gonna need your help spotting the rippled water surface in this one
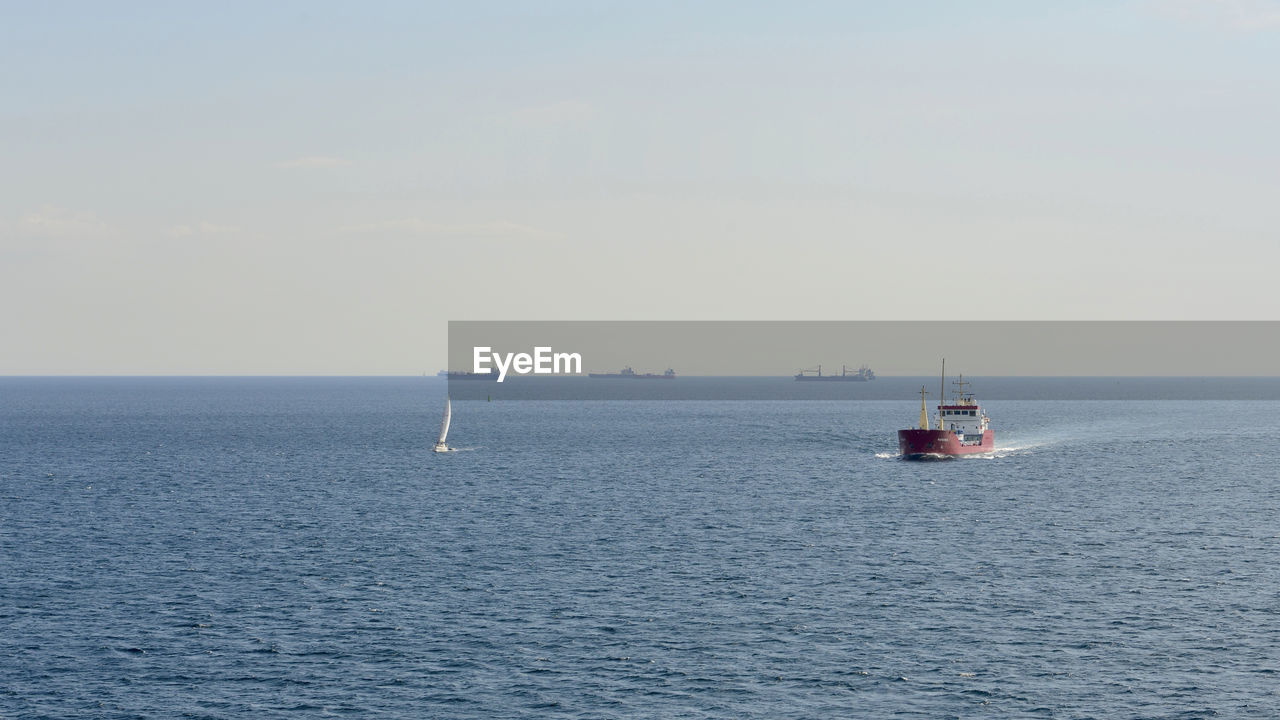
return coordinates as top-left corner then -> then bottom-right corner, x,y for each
3,378 -> 1280,718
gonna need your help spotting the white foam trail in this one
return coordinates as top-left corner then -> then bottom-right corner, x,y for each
962,441 -> 1047,459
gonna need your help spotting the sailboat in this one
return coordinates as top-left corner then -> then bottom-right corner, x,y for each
433,397 -> 452,453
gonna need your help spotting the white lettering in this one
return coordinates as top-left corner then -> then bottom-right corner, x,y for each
534,346 -> 551,373
492,351 -> 513,382
473,346 -> 583,381
554,352 -> 581,374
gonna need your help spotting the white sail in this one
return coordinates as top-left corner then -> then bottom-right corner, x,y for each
436,397 -> 451,446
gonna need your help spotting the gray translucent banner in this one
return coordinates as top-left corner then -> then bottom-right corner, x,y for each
446,321 -> 1280,400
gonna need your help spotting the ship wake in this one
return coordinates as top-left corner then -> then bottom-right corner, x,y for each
970,439 -> 1054,458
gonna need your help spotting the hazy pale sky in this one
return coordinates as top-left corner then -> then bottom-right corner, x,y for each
3,1 -> 1278,374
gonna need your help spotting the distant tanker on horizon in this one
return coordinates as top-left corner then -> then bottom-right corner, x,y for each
794,364 -> 875,382
588,366 -> 676,379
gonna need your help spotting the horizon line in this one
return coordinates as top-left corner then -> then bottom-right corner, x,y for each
5,374 -> 1280,379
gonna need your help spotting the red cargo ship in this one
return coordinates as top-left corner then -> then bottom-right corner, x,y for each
898,362 -> 993,459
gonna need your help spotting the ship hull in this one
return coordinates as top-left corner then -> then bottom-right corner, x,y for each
897,429 -> 994,459
587,374 -> 675,379
794,376 -> 869,382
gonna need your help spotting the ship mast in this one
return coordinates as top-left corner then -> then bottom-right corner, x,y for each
939,357 -> 945,411
918,386 -> 930,430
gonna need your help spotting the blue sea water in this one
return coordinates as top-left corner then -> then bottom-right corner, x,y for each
3,378 -> 1280,718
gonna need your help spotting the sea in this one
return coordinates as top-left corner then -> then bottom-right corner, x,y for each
3,377 -> 1280,718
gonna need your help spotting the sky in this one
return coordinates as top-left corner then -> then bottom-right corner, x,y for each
3,1 -> 1279,374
